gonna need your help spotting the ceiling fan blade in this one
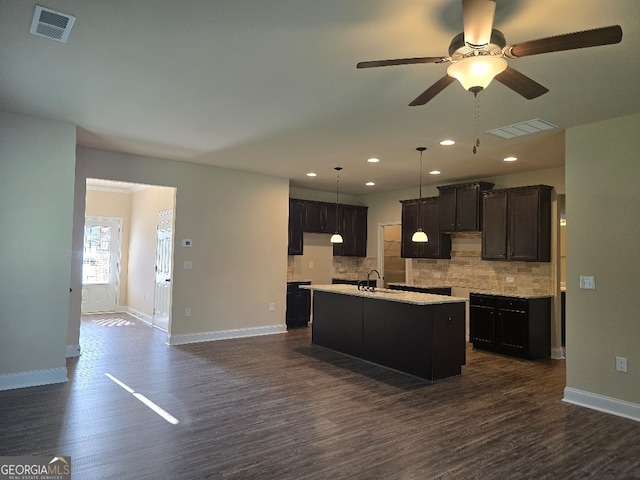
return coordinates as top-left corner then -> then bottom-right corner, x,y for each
494,66 -> 549,100
357,57 -> 448,69
505,25 -> 622,58
462,0 -> 496,47
409,75 -> 456,106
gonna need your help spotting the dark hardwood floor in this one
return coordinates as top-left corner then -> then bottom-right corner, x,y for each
1,314 -> 640,479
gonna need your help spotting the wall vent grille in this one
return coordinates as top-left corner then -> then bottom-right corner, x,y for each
30,5 -> 76,43
488,118 -> 558,139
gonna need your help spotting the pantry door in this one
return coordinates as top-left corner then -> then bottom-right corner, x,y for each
81,217 -> 121,313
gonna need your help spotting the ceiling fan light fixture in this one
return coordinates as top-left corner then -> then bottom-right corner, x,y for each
447,55 -> 507,91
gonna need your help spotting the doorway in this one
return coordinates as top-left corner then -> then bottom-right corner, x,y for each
378,223 -> 406,288
81,216 -> 122,313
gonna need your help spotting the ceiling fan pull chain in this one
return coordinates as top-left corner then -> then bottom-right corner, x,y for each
473,92 -> 480,154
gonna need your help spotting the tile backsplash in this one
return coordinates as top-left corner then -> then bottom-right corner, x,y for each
288,233 -> 554,296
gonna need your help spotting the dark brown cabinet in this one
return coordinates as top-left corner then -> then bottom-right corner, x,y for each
286,281 -> 311,329
482,185 -> 552,262
303,201 -> 336,233
469,293 -> 551,359
400,197 -> 451,259
437,182 -> 494,232
333,205 -> 367,257
288,199 -> 367,257
288,199 -> 304,255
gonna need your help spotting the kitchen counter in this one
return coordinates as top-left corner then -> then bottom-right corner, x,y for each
308,285 -> 466,380
469,291 -> 552,299
302,284 -> 466,305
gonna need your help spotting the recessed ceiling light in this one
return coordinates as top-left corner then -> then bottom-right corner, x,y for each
306,172 -> 317,176
503,156 -> 518,162
365,182 -> 375,186
367,158 -> 380,163
429,170 -> 441,175
440,140 -> 455,146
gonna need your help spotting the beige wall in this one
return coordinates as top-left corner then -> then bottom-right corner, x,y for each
128,186 -> 175,316
0,111 -> 76,381
565,112 -> 640,405
70,147 -> 289,345
85,188 -> 133,306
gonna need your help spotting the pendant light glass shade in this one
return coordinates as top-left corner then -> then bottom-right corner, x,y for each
447,55 -> 507,91
330,167 -> 343,244
412,228 -> 428,243
413,147 -> 429,243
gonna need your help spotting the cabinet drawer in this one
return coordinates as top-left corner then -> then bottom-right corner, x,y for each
497,297 -> 528,311
469,294 -> 496,307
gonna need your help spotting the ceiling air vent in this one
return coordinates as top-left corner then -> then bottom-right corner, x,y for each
488,118 -> 558,139
30,5 -> 76,43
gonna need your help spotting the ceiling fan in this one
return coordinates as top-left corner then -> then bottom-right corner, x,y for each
357,0 -> 622,106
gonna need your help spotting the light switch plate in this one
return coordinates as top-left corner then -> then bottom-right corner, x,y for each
579,275 -> 596,289
183,260 -> 193,270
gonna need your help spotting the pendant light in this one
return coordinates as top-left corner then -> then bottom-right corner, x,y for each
330,167 -> 344,244
412,147 -> 429,243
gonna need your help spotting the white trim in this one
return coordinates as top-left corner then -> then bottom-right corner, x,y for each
125,306 -> 153,325
66,344 -> 81,357
167,325 -> 286,346
563,387 -> 640,423
551,347 -> 565,359
377,221 -> 404,288
0,368 -> 67,391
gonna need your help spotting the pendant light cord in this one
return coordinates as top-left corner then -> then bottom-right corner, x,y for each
416,147 -> 426,229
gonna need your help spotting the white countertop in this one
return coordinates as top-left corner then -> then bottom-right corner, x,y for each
301,284 -> 467,306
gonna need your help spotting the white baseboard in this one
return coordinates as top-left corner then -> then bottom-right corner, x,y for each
125,307 -> 153,325
168,324 -> 286,346
551,347 -> 565,359
66,344 -> 81,357
0,367 -> 68,391
563,387 -> 640,423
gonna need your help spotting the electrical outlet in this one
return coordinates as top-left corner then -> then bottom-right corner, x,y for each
185,307 -> 191,317
506,277 -> 515,283
309,261 -> 314,269
579,275 -> 596,289
268,303 -> 275,312
616,356 -> 627,373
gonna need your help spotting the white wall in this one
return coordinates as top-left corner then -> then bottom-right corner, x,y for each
565,112 -> 640,412
0,111 -> 76,388
71,148 -> 290,345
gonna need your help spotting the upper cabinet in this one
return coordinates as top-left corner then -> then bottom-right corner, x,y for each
437,182 -> 494,232
400,197 -> 451,259
333,204 -> 368,257
482,185 -> 552,262
288,199 -> 304,255
303,201 -> 336,233
288,199 -> 367,257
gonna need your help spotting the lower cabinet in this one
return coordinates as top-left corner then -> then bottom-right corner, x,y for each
469,293 -> 551,359
286,281 -> 311,329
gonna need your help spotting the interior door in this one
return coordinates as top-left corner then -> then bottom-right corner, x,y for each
81,217 -> 121,313
153,210 -> 173,331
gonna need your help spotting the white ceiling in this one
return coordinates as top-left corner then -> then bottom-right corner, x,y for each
1,1 -> 638,195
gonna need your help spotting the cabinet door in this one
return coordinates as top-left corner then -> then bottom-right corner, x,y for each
456,184 -> 481,231
497,308 -> 528,354
353,206 -> 367,257
508,189 -> 539,261
288,200 -> 304,255
422,198 -> 451,259
333,205 -> 367,257
482,191 -> 508,260
303,202 -> 327,233
401,201 -> 419,258
438,188 -> 457,232
469,305 -> 496,345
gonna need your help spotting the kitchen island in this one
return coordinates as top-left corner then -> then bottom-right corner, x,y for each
303,284 -> 467,381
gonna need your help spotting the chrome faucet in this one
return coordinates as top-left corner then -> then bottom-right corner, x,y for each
366,269 -> 381,292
